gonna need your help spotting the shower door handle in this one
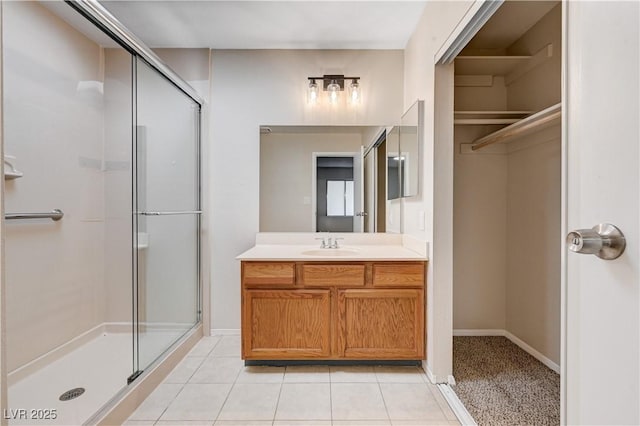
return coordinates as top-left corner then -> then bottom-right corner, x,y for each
137,211 -> 202,216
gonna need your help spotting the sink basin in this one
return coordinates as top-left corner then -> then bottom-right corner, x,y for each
301,248 -> 359,257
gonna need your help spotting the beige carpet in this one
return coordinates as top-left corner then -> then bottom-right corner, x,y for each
453,336 -> 560,426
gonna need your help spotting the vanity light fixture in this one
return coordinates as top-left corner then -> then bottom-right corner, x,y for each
307,79 -> 319,105
307,75 -> 361,105
349,79 -> 360,104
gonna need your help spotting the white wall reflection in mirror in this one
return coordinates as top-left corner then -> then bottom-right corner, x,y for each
400,100 -> 423,197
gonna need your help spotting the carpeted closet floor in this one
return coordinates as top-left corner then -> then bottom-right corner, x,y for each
453,336 -> 560,426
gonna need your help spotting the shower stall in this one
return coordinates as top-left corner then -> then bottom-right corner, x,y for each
1,0 -> 202,423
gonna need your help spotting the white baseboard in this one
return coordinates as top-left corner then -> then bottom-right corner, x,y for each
503,330 -> 560,374
211,328 -> 240,336
453,328 -> 560,373
453,329 -> 505,336
437,383 -> 477,426
423,361 -> 437,384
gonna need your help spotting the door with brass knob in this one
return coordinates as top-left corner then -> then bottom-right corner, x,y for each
566,223 -> 626,260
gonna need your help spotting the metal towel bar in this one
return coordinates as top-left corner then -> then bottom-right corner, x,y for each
5,209 -> 64,221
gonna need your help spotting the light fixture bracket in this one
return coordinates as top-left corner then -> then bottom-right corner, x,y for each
308,75 -> 360,91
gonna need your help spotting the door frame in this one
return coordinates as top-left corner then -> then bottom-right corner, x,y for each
432,0 -> 568,421
311,152 -> 359,232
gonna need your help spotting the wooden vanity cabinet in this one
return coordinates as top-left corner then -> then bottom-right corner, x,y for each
241,261 -> 426,360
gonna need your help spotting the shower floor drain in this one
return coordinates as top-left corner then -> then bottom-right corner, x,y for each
59,387 -> 85,401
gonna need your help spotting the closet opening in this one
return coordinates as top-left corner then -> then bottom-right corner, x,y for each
450,1 -> 562,424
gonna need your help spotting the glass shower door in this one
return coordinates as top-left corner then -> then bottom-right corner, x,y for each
134,58 -> 201,371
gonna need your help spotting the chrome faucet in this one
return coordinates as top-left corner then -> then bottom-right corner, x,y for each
315,236 -> 328,248
315,236 -> 345,249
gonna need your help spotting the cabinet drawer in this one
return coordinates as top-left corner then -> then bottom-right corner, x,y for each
301,264 -> 365,287
243,262 -> 295,286
372,262 -> 424,288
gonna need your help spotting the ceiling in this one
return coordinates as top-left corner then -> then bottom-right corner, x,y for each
98,1 -> 427,49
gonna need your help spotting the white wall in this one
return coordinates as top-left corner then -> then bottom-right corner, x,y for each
209,49 -> 403,331
506,129 -> 561,364
402,0 -> 475,381
453,126 -> 508,331
154,49 -> 211,102
260,131 -> 363,232
506,4 -> 561,112
3,1 -> 106,371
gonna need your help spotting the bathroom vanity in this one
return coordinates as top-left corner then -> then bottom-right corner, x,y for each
237,234 -> 427,361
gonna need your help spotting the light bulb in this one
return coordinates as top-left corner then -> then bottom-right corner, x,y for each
327,80 -> 340,105
349,79 -> 360,104
308,79 -> 319,105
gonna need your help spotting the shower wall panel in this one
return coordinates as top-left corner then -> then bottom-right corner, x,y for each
3,1 -> 107,371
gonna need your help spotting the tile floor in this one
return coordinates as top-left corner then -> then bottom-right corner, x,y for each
125,336 -> 460,426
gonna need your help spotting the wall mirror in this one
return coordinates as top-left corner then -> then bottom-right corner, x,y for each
386,126 -> 401,201
399,99 -> 423,197
260,125 -> 398,233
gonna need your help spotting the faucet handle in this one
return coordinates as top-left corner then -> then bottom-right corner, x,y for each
333,237 -> 344,248
315,237 -> 327,248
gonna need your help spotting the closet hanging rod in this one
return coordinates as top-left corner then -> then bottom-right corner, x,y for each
5,209 -> 64,221
471,103 -> 561,151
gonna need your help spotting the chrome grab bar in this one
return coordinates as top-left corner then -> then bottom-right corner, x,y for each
5,209 -> 64,221
136,211 -> 202,216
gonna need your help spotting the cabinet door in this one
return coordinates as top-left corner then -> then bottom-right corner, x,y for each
337,289 -> 424,359
242,290 -> 331,359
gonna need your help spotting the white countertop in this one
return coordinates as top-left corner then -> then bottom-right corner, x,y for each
236,233 -> 429,261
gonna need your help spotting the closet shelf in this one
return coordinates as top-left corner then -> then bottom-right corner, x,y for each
454,55 -> 531,76
454,110 -> 534,125
471,103 -> 561,151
